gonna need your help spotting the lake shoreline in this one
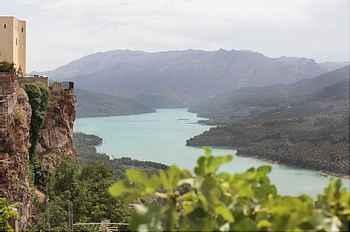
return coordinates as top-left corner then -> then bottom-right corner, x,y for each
76,110 -> 157,119
75,109 -> 349,195
74,132 -> 168,176
76,107 -> 191,119
187,143 -> 350,180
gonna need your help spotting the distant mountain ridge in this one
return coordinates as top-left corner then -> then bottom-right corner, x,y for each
319,61 -> 350,71
45,49 -> 340,107
190,65 -> 350,120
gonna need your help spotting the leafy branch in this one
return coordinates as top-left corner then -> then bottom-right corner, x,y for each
109,148 -> 350,232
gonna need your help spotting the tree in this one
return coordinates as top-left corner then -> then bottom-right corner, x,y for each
32,160 -> 128,231
24,83 -> 49,186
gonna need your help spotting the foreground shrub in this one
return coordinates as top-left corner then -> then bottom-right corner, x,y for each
109,148 -> 350,232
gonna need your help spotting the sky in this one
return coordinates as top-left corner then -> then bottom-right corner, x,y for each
1,0 -> 349,71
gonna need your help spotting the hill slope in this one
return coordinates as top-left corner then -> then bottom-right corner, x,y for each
190,65 -> 350,120
187,66 -> 350,175
76,89 -> 155,118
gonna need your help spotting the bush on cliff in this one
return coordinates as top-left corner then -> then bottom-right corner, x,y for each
0,198 -> 18,232
24,83 -> 49,185
110,148 -> 350,232
0,62 -> 15,73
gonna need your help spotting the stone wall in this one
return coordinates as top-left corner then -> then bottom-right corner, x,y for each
0,73 -> 17,95
19,75 -> 49,88
50,81 -> 74,95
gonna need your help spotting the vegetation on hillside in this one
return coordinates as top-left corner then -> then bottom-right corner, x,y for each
29,132 -> 167,231
187,113 -> 349,175
75,89 -> 155,118
32,160 -> 128,231
24,83 -> 49,185
188,66 -> 350,176
110,149 -> 350,232
0,198 -> 18,232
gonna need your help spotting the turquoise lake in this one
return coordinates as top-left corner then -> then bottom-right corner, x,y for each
75,108 -> 349,196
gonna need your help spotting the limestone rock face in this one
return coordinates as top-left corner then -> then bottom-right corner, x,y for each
0,85 -> 32,231
37,87 -> 77,171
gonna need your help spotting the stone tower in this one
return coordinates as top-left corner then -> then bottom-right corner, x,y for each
0,16 -> 26,75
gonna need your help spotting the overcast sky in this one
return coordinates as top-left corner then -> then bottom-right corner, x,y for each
2,0 -> 349,71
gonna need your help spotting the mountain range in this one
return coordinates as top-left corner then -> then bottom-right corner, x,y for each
45,49 -> 345,108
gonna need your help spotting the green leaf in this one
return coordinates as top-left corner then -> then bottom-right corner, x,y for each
257,220 -> 272,229
215,206 -> 234,222
231,218 -> 257,231
257,165 -> 272,175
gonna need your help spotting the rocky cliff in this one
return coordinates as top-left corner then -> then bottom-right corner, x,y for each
0,75 -> 76,230
37,85 -> 76,172
0,84 -> 32,231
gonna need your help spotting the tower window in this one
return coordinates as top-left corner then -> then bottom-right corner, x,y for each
16,38 -> 18,46
3,24 -> 6,29
21,27 -> 24,32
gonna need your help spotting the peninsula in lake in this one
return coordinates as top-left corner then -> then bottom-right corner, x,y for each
188,66 -> 350,176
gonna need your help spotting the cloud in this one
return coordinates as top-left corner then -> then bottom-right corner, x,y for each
2,0 -> 349,71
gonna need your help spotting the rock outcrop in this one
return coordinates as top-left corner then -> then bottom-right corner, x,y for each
37,84 -> 76,171
0,74 -> 76,230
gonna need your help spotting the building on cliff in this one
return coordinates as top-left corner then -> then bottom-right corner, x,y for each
0,17 -> 76,230
0,16 -> 26,75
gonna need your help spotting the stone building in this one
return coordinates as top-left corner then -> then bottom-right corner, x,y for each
0,16 -> 26,75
